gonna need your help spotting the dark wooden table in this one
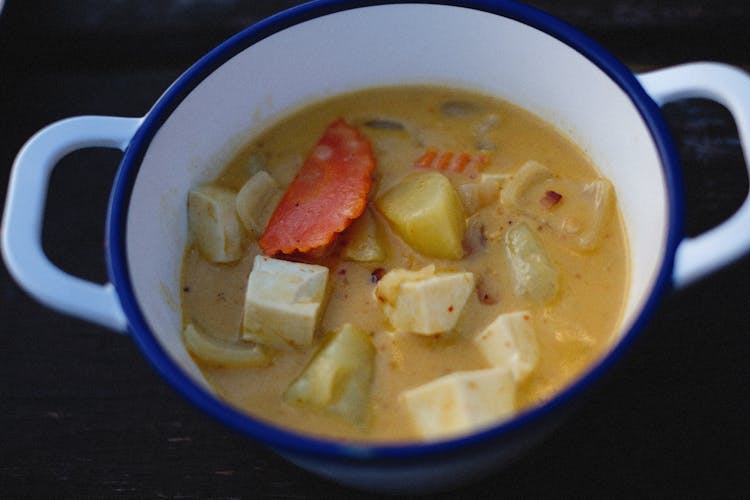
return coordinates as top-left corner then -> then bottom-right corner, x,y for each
1,1 -> 749,498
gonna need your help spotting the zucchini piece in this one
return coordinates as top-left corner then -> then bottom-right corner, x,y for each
504,222 -> 559,303
284,323 -> 376,426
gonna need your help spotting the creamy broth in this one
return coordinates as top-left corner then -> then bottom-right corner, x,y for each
181,86 -> 629,442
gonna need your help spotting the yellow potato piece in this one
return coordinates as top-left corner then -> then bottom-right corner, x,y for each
376,171 -> 466,259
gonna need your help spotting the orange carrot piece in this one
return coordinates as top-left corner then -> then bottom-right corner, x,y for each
414,149 -> 488,174
415,149 -> 438,169
259,119 -> 376,256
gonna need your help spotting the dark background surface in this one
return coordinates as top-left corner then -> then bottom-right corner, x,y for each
1,1 -> 749,498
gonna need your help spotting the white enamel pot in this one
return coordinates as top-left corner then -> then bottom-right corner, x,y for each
3,0 -> 750,494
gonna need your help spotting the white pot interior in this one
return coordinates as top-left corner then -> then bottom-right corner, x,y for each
125,4 -> 669,395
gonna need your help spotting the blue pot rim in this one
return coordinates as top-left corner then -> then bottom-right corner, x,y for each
106,0 -> 685,461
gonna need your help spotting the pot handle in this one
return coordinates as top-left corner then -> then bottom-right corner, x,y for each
1,115 -> 142,332
638,62 -> 750,288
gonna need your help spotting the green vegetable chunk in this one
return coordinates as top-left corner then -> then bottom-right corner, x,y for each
505,222 -> 559,303
284,323 -> 376,426
376,171 -> 466,259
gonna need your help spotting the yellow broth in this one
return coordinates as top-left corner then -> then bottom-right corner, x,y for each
181,85 -> 629,442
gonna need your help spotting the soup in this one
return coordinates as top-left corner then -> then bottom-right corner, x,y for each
180,85 -> 629,442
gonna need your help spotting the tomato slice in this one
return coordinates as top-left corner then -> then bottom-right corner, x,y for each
259,119 -> 376,256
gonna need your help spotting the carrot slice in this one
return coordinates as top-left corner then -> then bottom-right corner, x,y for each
259,119 -> 376,256
414,149 -> 488,174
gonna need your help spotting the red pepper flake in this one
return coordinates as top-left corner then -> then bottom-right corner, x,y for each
448,305 -> 454,312
476,280 -> 498,305
478,290 -> 497,305
523,314 -> 530,320
541,190 -> 563,209
337,268 -> 347,275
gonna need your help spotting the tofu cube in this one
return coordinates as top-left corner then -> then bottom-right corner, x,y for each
242,256 -> 329,350
474,311 -> 540,382
374,265 -> 475,335
188,185 -> 244,263
401,368 -> 516,440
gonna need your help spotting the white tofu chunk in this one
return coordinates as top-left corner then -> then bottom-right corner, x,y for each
374,265 -> 475,335
474,311 -> 539,382
242,256 -> 329,350
235,170 -> 283,237
401,368 -> 516,440
188,185 -> 244,263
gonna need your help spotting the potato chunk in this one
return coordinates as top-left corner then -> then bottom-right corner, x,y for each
376,171 -> 466,259
235,170 -> 283,237
401,368 -> 516,440
474,311 -> 539,382
504,222 -> 559,303
374,265 -> 475,335
242,256 -> 329,350
342,208 -> 387,262
501,161 -> 614,250
184,323 -> 270,368
187,185 -> 243,263
284,323 -> 376,426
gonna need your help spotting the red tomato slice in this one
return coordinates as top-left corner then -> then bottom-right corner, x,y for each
259,119 -> 376,256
